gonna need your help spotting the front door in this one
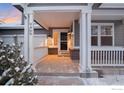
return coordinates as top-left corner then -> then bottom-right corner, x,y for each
60,32 -> 68,51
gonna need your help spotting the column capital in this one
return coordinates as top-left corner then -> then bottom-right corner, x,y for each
80,9 -> 92,14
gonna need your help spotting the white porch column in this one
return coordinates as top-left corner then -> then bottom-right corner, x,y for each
80,11 -> 92,73
24,8 -> 34,63
28,13 -> 34,64
24,7 -> 29,62
86,13 -> 92,71
80,12 -> 87,72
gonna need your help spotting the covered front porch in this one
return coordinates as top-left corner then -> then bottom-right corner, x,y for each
36,55 -> 79,74
23,3 -> 124,78
24,3 -> 93,76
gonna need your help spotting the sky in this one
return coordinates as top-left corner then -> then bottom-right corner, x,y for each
0,3 -> 22,24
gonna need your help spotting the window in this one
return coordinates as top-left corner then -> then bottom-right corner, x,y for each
91,23 -> 114,46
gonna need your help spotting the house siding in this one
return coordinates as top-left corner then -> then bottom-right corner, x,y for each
0,28 -> 49,62
72,20 -> 124,47
0,29 -> 49,35
74,20 -> 80,47
114,23 -> 124,46
70,20 -> 124,60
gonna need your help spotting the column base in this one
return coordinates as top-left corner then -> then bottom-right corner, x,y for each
80,71 -> 98,78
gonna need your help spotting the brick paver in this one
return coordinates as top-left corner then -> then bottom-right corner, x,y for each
35,55 -> 79,73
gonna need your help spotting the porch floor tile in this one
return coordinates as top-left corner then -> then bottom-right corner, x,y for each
35,55 -> 79,73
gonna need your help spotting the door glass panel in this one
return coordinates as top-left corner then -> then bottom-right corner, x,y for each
61,42 -> 67,50
61,33 -> 67,41
60,32 -> 67,50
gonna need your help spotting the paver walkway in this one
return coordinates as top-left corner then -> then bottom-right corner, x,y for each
35,55 -> 79,73
35,55 -> 83,85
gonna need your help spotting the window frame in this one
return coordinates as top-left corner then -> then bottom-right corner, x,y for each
91,23 -> 114,46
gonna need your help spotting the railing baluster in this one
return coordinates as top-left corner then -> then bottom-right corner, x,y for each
115,51 -> 117,65
100,51 -> 102,65
103,51 -> 105,65
92,51 -> 94,65
95,51 -> 97,64
122,51 -> 124,64
121,51 -> 123,64
108,51 -> 110,65
114,51 -> 116,65
110,51 -> 112,64
118,51 -> 120,65
105,51 -> 107,64
98,50 -> 99,65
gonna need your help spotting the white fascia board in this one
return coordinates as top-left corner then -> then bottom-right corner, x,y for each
0,25 -> 24,29
28,6 -> 91,13
0,24 -> 42,29
92,10 -> 124,15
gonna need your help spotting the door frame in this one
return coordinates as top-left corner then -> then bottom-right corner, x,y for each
57,29 -> 69,54
59,32 -> 68,51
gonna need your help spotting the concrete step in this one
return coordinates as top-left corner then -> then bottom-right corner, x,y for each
37,76 -> 84,85
35,72 -> 81,77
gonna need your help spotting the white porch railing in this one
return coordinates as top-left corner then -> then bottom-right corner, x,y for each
91,46 -> 124,66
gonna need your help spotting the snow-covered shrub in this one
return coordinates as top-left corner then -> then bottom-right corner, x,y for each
0,39 -> 38,85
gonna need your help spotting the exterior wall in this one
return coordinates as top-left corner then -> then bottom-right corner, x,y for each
70,48 -> 79,60
74,20 -> 80,47
70,20 -> 124,60
114,22 -> 124,46
0,29 -> 49,35
0,28 -> 49,62
71,20 -> 124,48
48,48 -> 58,54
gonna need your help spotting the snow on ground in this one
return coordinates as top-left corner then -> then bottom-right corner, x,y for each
83,75 -> 124,85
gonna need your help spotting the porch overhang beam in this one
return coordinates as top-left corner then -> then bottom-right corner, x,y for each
28,6 -> 91,13
49,27 -> 70,29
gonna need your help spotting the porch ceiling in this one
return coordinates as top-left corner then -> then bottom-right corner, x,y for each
34,11 -> 80,30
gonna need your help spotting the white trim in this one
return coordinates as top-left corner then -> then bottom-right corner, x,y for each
0,24 -> 42,29
0,35 -> 24,37
73,46 -> 80,49
0,34 -> 46,37
91,23 -> 114,47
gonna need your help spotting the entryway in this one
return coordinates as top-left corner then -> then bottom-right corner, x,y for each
59,31 -> 70,56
